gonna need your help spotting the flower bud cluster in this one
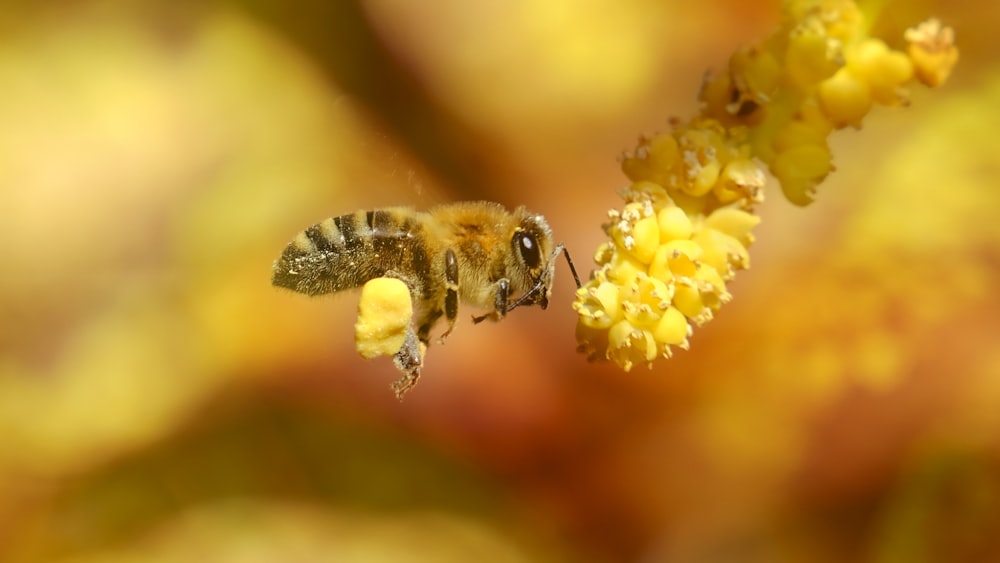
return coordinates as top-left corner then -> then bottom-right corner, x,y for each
574,0 -> 957,371
574,179 -> 760,370
701,1 -> 958,205
621,118 -> 765,214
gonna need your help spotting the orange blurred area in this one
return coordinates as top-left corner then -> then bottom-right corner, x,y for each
1,0 -> 998,561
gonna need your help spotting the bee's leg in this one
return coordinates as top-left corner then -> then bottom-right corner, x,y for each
374,269 -> 425,398
416,308 -> 442,346
493,278 -> 510,319
391,325 -> 423,400
472,278 -> 509,324
438,249 -> 460,343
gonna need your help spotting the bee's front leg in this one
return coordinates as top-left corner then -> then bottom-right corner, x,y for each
472,278 -> 509,324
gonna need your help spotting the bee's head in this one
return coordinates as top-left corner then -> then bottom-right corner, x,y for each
508,208 -> 555,309
505,207 -> 580,313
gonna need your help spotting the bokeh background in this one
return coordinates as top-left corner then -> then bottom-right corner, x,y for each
1,0 -> 998,561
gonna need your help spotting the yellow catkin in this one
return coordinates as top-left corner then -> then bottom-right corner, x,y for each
573,0 -> 957,371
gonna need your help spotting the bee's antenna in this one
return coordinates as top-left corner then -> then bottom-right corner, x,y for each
556,244 -> 582,289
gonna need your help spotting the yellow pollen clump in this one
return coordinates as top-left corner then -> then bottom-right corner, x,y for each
355,277 -> 414,360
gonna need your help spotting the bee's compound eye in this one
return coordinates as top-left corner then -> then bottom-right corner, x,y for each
517,232 -> 541,269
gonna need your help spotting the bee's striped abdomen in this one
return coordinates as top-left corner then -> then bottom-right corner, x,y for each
272,209 -> 431,297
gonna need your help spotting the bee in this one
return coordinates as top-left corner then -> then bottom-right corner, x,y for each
272,201 -> 580,397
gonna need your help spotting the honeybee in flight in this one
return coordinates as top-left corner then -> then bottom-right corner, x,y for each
272,201 -> 580,398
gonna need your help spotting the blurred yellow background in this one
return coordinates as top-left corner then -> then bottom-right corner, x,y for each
1,0 -> 998,561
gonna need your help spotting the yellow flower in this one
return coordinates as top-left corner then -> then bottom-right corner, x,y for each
574,0 -> 958,371
573,176 -> 758,370
905,18 -> 959,88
